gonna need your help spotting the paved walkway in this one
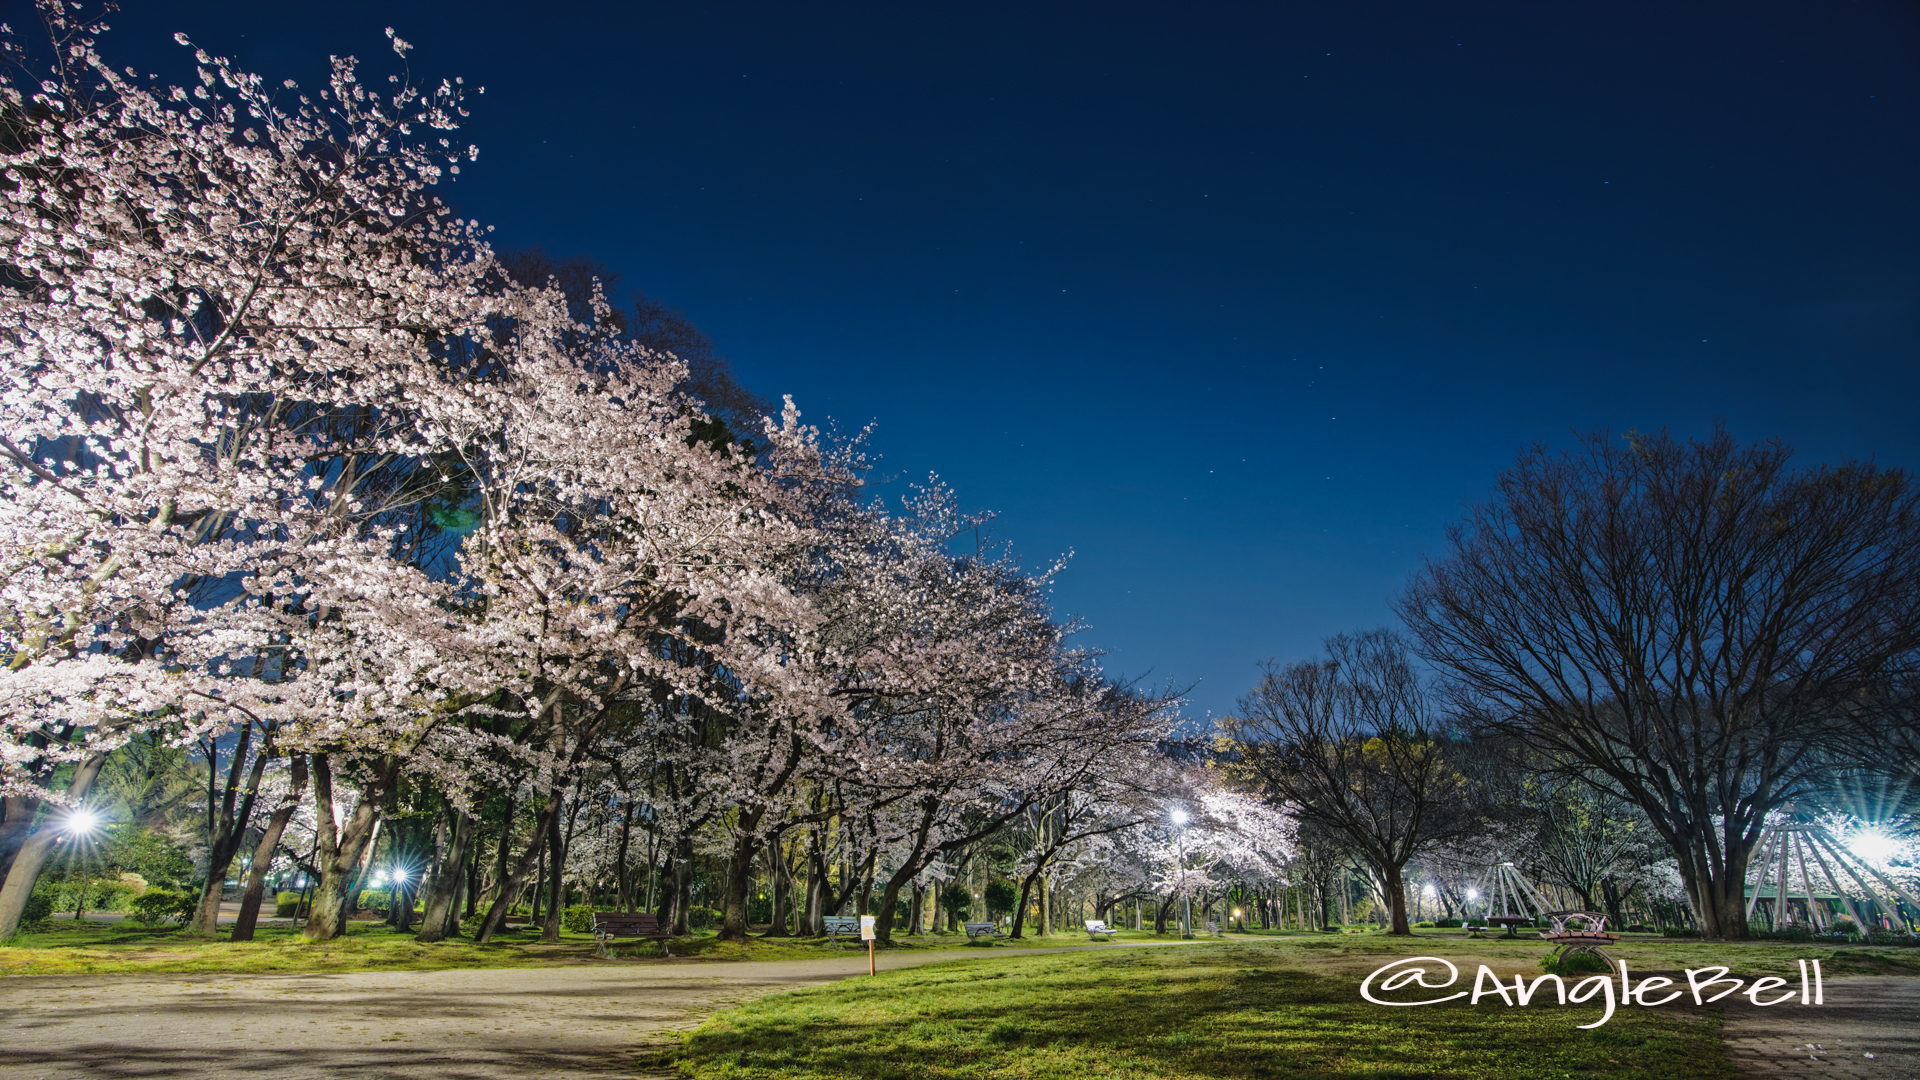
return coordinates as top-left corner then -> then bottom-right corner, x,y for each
0,943 -> 1184,1080
1718,977 -> 1920,1079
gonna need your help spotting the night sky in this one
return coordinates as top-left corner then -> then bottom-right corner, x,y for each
82,1 -> 1920,721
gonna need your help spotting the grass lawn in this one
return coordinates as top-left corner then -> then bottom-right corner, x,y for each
0,918 -> 1142,976
667,933 -> 1920,1080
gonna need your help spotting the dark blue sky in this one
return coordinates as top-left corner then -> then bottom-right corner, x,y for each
94,1 -> 1919,720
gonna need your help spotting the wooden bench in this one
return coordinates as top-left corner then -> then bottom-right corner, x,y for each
593,911 -> 674,939
1084,920 -> 1117,941
822,915 -> 861,942
1205,920 -> 1223,936
964,921 -> 1006,939
1539,911 -> 1620,970
592,911 -> 674,958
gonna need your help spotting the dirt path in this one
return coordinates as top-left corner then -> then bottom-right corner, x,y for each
0,942 -> 1188,1080
1717,977 -> 1920,1079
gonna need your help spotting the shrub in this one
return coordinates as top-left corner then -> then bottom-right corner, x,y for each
562,905 -> 596,933
1415,920 -> 1436,928
1540,947 -> 1613,975
1432,917 -> 1463,928
129,888 -> 195,926
983,880 -> 1018,920
275,891 -> 303,918
1829,918 -> 1860,935
1624,924 -> 1653,933
21,890 -> 54,926
356,889 -> 392,910
1662,925 -> 1701,938
686,905 -> 718,930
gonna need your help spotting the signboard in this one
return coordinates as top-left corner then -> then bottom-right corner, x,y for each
859,914 -> 877,941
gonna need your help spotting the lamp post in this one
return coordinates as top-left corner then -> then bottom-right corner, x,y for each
1170,808 -> 1192,939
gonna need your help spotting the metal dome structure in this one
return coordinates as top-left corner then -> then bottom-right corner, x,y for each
1744,812 -> 1918,936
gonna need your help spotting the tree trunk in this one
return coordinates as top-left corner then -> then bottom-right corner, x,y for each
1010,867 -> 1042,939
416,811 -> 474,943
1153,894 -> 1172,935
189,723 -> 268,936
672,836 -> 694,935
908,883 -> 924,936
231,754 -> 309,942
540,806 -> 566,942
718,825 -> 762,942
1384,862 -> 1412,935
614,804 -> 634,911
0,794 -> 40,886
476,795 -> 560,943
766,841 -> 793,936
0,754 -> 109,938
303,754 -> 397,941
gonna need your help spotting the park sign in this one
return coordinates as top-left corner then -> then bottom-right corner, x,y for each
1360,956 -> 1826,1029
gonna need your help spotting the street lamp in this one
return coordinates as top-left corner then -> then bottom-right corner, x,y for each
61,809 -> 101,838
1170,808 -> 1192,939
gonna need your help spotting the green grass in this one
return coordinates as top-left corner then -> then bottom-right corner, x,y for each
0,918 -> 1133,975
667,934 -> 1920,1080
0,919 -> 597,975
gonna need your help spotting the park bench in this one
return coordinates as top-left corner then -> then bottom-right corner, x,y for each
964,921 -> 1006,940
1205,920 -> 1223,936
1539,910 -> 1619,970
1084,920 -> 1117,941
822,915 -> 861,942
592,911 -> 674,958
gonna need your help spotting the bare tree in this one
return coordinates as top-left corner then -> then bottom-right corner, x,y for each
1223,629 -> 1475,935
1399,427 -> 1920,938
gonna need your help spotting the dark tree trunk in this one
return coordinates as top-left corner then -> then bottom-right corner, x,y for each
541,805 -> 567,942
476,795 -> 561,943
190,723 -> 269,936
231,754 -> 309,942
302,754 -> 398,941
416,811 -> 474,943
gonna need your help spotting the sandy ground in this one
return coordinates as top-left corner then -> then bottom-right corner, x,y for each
2,945 -> 1912,1079
0,942 -> 1184,1080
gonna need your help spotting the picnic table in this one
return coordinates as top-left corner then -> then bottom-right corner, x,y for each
1485,915 -> 1533,938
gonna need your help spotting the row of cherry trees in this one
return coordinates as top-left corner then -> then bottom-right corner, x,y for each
0,4 -> 1294,941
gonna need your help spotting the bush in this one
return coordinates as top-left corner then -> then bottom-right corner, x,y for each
274,891 -> 302,918
983,880 -> 1019,920
1415,920 -> 1436,928
940,882 -> 975,919
1541,947 -> 1613,975
1432,917 -> 1463,928
21,890 -> 54,926
686,905 -> 718,930
562,904 -> 596,933
129,888 -> 195,926
1829,918 -> 1860,935
356,889 -> 392,910
1662,925 -> 1701,938
1624,924 -> 1653,933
